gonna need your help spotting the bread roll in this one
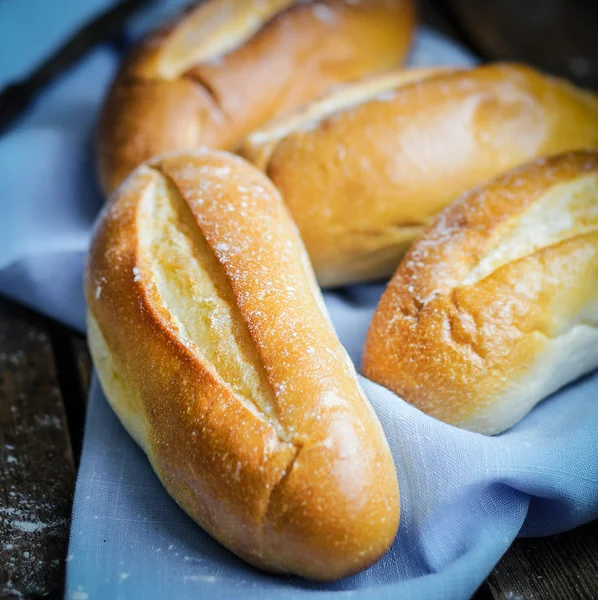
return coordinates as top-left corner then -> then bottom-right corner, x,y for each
240,64 -> 598,287
363,150 -> 598,436
85,149 -> 399,580
97,0 -> 415,195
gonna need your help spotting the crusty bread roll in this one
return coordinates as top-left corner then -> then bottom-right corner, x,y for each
240,63 -> 598,287
85,149 -> 399,580
363,150 -> 598,436
97,0 -> 415,195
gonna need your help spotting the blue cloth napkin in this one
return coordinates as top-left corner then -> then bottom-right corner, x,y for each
0,2 -> 596,600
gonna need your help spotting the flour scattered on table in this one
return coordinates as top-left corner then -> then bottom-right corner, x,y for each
34,414 -> 62,429
0,489 -> 69,593
10,519 -> 65,533
0,350 -> 24,364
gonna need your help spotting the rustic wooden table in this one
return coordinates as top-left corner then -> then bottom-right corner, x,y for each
1,1 -> 597,598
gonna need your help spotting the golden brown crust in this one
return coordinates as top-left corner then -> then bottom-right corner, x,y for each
85,149 -> 399,580
362,150 -> 598,435
97,0 -> 415,194
241,66 -> 457,169
240,63 -> 598,287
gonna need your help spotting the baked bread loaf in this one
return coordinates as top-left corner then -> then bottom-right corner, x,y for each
241,63 -> 598,287
97,0 -> 415,195
363,150 -> 598,435
85,149 -> 399,580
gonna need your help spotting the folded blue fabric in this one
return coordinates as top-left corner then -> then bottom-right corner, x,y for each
0,2 -> 596,600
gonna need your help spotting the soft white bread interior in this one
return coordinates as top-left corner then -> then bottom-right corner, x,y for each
363,150 -> 598,435
240,64 -> 598,287
97,0 -> 415,194
85,149 -> 399,580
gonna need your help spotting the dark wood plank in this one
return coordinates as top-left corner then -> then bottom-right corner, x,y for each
46,323 -> 90,465
0,298 -> 76,599
443,0 -> 598,90
488,520 -> 598,600
70,335 -> 91,402
418,0 -> 488,57
417,0 -> 464,41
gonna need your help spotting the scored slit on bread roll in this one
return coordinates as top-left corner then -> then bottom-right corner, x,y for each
97,0 -> 415,195
363,150 -> 598,436
85,149 -> 399,580
241,63 -> 598,287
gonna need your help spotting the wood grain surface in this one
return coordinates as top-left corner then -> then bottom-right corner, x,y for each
487,520 -> 598,600
0,299 -> 75,599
